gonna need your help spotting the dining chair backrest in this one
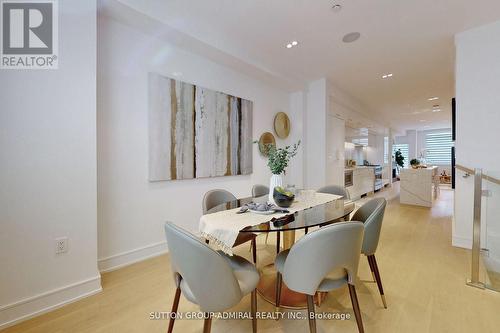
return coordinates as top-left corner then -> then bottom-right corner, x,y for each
202,189 -> 237,214
350,198 -> 386,255
164,222 -> 242,312
252,184 -> 269,198
317,185 -> 350,200
282,222 -> 364,295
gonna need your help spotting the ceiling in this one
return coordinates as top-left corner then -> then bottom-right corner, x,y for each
115,0 -> 500,132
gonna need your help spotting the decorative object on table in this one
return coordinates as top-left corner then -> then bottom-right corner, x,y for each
285,184 -> 297,196
440,170 -> 452,184
273,186 -> 295,208
258,132 -> 276,156
237,202 -> 289,215
410,158 -> 420,168
273,112 -> 291,139
418,149 -> 428,166
148,72 -> 253,181
394,149 -> 405,171
257,140 -> 301,203
271,214 -> 295,227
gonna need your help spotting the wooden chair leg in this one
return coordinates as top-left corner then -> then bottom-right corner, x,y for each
275,272 -> 283,308
251,290 -> 257,333
251,239 -> 257,264
167,286 -> 181,333
306,294 -> 317,333
203,314 -> 212,333
370,254 -> 387,308
367,255 -> 376,282
348,284 -> 364,333
276,231 -> 281,254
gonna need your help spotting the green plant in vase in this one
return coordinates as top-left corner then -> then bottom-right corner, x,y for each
256,140 -> 301,202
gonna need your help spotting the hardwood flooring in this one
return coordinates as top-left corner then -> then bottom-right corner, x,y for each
5,184 -> 500,333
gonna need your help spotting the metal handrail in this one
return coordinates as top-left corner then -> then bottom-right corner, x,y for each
455,164 -> 500,186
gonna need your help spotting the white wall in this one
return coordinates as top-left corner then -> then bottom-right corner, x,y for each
326,115 -> 345,186
303,78 -> 328,189
0,0 -> 100,328
454,21 -> 500,254
96,14 -> 303,271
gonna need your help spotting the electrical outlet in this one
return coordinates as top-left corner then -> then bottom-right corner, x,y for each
55,237 -> 68,254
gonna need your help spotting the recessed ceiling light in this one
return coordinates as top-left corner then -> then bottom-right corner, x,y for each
342,32 -> 361,43
419,119 -> 426,122
428,97 -> 439,101
382,73 -> 393,79
286,40 -> 299,49
332,4 -> 342,12
432,109 -> 441,112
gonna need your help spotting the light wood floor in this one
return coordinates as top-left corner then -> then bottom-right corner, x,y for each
5,184 -> 500,333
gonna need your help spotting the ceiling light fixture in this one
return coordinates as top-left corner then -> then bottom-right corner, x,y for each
342,32 -> 361,43
332,4 -> 342,12
382,73 -> 393,79
428,97 -> 439,101
432,109 -> 442,112
286,40 -> 299,49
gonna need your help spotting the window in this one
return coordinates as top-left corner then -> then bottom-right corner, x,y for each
352,137 -> 368,146
384,136 -> 389,164
393,143 -> 409,167
425,132 -> 453,165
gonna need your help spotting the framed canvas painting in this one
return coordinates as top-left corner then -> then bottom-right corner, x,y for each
148,73 -> 253,181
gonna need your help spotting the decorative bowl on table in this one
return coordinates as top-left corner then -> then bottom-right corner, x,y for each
273,187 -> 295,208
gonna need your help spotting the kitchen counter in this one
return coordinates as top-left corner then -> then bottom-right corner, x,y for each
346,167 -> 375,199
345,166 -> 378,170
400,166 -> 438,207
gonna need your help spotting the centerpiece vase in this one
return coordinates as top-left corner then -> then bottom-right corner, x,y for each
269,173 -> 284,203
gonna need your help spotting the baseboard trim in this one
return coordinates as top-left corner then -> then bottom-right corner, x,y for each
452,236 -> 472,249
98,241 -> 168,273
0,276 -> 102,330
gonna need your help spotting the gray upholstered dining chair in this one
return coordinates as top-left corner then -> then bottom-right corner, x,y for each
274,222 -> 365,333
315,185 -> 351,230
251,184 -> 269,198
202,189 -> 257,263
351,198 -> 387,308
317,184 -> 351,199
164,222 -> 260,333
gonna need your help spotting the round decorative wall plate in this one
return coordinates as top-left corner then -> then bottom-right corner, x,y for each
274,112 -> 291,139
258,132 -> 276,156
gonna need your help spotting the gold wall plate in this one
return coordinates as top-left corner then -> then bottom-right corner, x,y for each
259,132 -> 276,156
274,112 -> 290,139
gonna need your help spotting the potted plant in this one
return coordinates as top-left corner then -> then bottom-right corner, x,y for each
410,158 -> 420,168
395,149 -> 405,172
258,140 -> 301,202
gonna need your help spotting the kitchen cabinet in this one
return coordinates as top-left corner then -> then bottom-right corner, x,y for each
346,167 -> 375,199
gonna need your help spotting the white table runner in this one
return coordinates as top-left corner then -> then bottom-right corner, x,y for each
199,192 -> 341,255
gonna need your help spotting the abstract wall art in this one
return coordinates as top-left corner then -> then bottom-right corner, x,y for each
148,72 -> 253,181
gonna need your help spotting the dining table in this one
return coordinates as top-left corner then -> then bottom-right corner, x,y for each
203,193 -> 356,309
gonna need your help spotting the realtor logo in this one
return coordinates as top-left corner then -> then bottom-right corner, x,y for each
1,0 -> 58,69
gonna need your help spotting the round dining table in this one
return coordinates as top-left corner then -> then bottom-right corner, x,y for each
206,194 -> 356,309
